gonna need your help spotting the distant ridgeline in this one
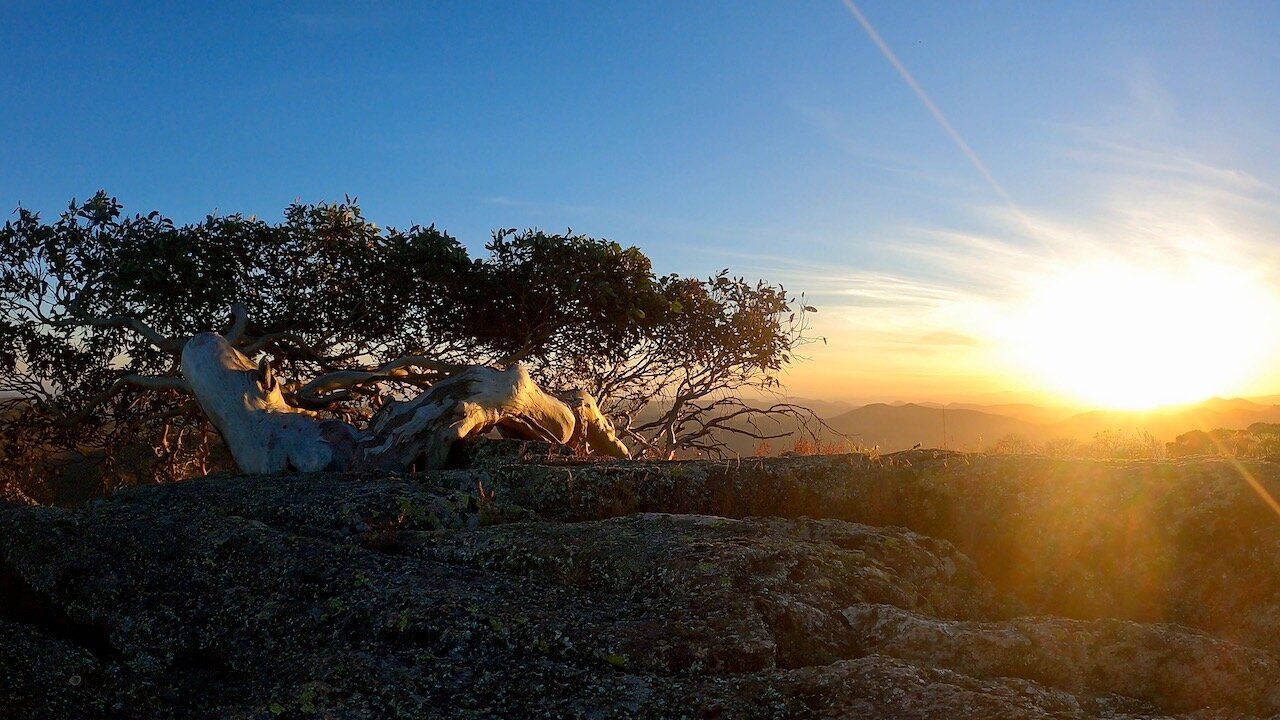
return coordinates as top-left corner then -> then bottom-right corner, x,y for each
1167,423 -> 1280,458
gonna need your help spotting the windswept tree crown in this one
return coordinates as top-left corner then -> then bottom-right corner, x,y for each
1,192 -> 817,501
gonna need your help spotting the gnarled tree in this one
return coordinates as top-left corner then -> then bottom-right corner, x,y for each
1,193 -> 818,504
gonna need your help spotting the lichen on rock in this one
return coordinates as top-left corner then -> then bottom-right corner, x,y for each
4,448 -> 1280,718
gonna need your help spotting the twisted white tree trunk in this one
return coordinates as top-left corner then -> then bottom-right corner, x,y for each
180,331 -> 629,474
182,333 -> 357,473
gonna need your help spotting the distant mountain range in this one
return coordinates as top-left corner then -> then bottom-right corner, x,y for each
738,396 -> 1280,455
8,389 -> 1280,457
822,402 -> 1036,451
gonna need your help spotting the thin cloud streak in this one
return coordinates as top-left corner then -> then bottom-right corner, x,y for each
775,130 -> 1280,401
839,0 -> 1027,224
682,245 -> 972,309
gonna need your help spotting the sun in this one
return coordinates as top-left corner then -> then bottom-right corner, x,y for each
1001,260 -> 1277,410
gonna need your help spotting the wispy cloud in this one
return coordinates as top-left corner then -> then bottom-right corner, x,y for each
781,79 -> 1280,402
1079,139 -> 1277,197
479,196 -> 601,220
917,331 -> 981,347
827,273 -> 966,308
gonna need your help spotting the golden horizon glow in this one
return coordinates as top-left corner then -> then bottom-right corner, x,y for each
998,259 -> 1279,410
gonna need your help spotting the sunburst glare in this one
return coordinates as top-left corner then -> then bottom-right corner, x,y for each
999,258 -> 1280,409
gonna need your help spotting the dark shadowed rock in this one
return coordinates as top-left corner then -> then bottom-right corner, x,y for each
4,451 -> 1280,718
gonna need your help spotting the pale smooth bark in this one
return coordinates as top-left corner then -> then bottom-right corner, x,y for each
182,332 -> 354,473
180,331 -> 629,475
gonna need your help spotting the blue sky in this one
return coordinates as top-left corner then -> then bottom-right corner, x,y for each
4,2 -> 1280,404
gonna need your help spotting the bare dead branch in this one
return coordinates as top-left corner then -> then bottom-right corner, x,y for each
57,374 -> 191,427
53,314 -> 185,353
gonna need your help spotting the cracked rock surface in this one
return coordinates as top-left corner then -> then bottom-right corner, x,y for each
5,449 -> 1280,718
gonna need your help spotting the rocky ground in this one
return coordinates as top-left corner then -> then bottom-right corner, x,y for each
5,444 -> 1280,718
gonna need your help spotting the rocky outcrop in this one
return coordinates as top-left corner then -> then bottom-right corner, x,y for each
4,448 -> 1280,718
434,451 -> 1280,655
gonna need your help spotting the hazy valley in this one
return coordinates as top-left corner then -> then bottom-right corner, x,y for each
727,396 -> 1280,455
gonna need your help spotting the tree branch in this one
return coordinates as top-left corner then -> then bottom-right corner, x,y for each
57,374 -> 191,427
223,303 -> 248,344
53,314 -> 185,353
288,355 -> 470,408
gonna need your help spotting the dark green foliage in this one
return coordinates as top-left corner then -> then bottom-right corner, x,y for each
1,193 -> 811,501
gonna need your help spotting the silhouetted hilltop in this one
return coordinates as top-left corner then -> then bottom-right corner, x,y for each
666,397 -> 1280,456
825,402 -> 1039,450
1048,399 -> 1280,443
795,397 -> 1280,454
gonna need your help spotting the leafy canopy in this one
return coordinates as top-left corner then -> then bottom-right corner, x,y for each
1,192 -> 814,501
